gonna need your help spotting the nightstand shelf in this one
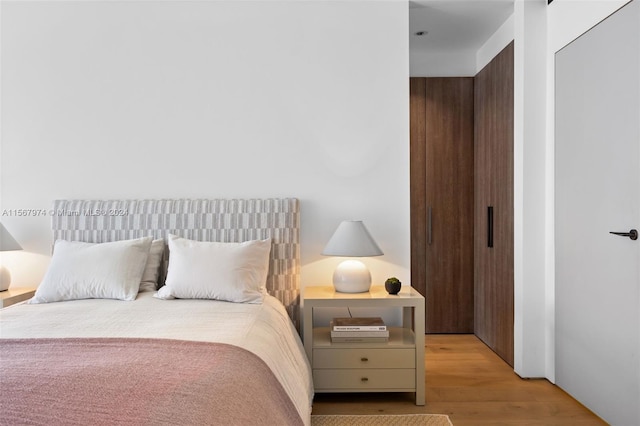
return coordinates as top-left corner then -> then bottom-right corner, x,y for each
313,327 -> 416,348
302,285 -> 425,405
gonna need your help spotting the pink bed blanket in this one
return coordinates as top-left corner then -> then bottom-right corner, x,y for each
0,338 -> 303,426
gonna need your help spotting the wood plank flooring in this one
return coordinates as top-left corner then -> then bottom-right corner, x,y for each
311,334 -> 606,425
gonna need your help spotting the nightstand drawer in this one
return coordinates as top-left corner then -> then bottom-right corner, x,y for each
313,368 -> 416,390
313,348 -> 415,369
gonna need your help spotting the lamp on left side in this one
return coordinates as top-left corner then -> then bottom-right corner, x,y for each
0,223 -> 23,291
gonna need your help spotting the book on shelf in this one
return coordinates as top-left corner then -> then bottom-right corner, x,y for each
330,318 -> 389,343
331,317 -> 387,331
330,329 -> 390,339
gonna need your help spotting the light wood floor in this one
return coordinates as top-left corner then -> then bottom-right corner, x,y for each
311,334 -> 606,425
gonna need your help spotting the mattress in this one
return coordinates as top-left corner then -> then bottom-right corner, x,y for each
0,292 -> 313,424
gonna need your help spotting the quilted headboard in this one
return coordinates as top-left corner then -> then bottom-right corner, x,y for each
50,198 -> 301,328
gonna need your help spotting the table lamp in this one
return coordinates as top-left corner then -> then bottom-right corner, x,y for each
322,220 -> 383,293
0,223 -> 23,291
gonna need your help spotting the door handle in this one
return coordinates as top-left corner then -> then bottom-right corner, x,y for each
428,207 -> 433,246
609,229 -> 638,240
487,206 -> 494,248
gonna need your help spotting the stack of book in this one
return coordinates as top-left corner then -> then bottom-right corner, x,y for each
330,317 -> 389,343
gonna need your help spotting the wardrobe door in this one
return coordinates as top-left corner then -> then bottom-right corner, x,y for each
410,77 -> 474,333
474,42 -> 514,366
410,78 -> 428,311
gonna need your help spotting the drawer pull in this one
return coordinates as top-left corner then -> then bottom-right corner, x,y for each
360,357 -> 369,362
361,377 -> 369,382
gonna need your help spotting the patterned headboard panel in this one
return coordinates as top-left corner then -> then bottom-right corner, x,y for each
51,198 -> 301,328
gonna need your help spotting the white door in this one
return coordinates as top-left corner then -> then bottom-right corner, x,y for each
555,2 -> 640,425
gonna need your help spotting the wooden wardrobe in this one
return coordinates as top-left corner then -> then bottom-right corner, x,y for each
474,42 -> 514,366
410,77 -> 475,334
410,42 -> 514,365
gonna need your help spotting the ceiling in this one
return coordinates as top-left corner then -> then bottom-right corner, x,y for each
409,0 -> 514,53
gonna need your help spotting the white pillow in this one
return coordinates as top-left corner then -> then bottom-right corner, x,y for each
139,239 -> 165,292
31,237 -> 152,303
155,235 -> 271,303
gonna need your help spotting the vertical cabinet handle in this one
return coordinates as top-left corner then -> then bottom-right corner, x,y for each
428,206 -> 433,246
487,206 -> 494,248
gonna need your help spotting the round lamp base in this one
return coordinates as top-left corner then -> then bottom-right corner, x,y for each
332,259 -> 371,293
0,265 -> 12,292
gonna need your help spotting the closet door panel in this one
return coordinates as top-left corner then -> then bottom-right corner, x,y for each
411,77 -> 474,333
424,78 -> 474,333
474,66 -> 493,345
492,42 -> 514,367
474,42 -> 514,366
410,78 -> 427,303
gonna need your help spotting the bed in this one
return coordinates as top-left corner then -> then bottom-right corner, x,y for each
0,198 -> 313,426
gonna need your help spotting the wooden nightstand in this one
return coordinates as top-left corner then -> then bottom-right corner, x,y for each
0,287 -> 36,308
302,285 -> 425,405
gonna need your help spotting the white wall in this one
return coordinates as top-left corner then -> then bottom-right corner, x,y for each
513,0 -> 549,379
409,49 -> 477,77
0,1 -> 410,291
549,0 -> 630,51
477,14 -> 514,72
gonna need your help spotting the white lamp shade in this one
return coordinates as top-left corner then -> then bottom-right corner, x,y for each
0,223 -> 22,251
322,221 -> 383,257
